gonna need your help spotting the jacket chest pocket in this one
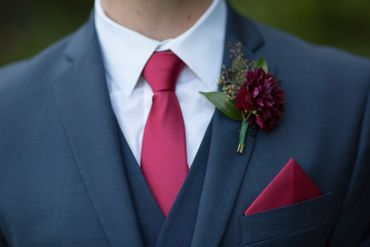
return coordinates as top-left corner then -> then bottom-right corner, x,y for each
239,193 -> 333,246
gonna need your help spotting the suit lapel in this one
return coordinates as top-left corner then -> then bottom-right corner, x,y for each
52,16 -> 143,247
191,5 -> 266,247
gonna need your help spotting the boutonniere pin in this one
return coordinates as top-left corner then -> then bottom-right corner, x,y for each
201,43 -> 285,154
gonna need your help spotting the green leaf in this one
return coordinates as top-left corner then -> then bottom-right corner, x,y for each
254,58 -> 269,73
200,92 -> 243,121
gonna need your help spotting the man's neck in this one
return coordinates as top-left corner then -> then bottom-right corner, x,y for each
101,0 -> 213,41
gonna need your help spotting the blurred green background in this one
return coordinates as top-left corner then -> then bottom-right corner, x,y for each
0,0 -> 369,66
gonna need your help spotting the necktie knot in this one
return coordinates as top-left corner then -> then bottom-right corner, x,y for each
142,51 -> 185,92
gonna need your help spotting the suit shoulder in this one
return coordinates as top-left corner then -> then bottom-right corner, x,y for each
252,21 -> 370,89
0,33 -> 73,97
257,22 -> 369,62
0,32 -> 77,133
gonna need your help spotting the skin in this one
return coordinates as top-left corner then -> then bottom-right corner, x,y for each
101,0 -> 213,41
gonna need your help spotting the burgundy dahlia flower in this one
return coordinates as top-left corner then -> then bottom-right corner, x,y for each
235,68 -> 285,131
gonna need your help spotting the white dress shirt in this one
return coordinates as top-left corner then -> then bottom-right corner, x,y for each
94,0 -> 227,166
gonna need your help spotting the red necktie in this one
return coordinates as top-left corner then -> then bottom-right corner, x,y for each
141,51 -> 189,217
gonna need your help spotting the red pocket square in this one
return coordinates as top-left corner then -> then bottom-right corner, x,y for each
244,158 -> 322,216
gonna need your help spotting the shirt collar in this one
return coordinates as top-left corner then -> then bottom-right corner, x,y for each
95,0 -> 227,96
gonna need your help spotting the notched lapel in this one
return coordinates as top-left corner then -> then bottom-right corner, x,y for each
191,111 -> 256,247
52,17 -> 143,247
191,4 -> 266,247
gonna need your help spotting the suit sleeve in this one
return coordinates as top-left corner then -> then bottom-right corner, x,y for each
329,82 -> 370,246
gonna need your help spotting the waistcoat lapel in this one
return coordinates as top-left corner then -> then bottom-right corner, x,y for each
156,123 -> 213,247
119,131 -> 165,247
52,14 -> 143,247
119,119 -> 213,247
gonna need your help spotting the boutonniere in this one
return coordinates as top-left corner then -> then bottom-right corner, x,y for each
201,43 -> 285,154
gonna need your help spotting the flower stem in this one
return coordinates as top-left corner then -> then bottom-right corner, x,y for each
237,120 -> 249,154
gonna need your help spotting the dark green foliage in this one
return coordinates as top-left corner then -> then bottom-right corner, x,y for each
0,0 -> 369,66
